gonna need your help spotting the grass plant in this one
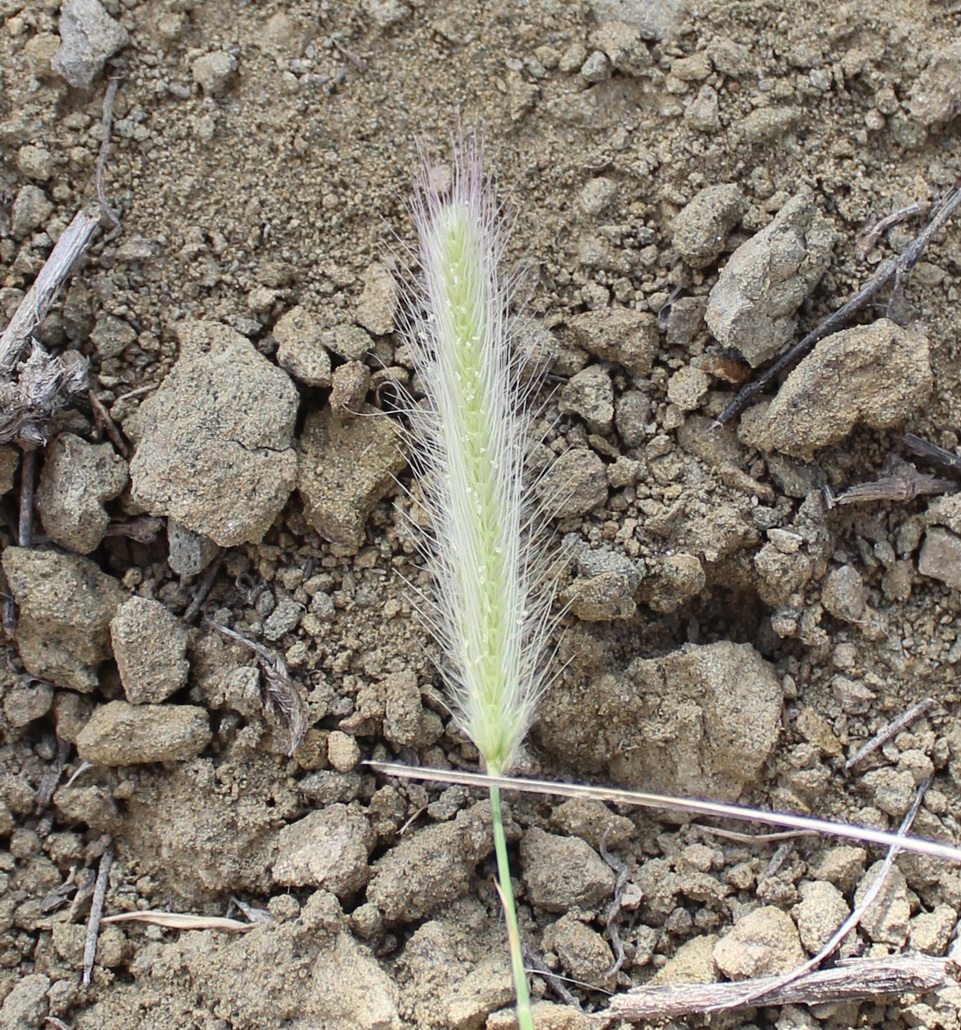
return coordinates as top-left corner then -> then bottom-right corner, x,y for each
400,137 -> 554,1030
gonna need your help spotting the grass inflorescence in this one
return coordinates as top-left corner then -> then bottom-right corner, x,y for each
399,136 -> 555,1030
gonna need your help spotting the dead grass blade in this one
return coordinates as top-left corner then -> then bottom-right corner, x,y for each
100,910 -> 254,932
367,762 -> 961,863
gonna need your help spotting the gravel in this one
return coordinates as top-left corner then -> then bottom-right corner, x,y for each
75,701 -> 212,765
705,190 -> 836,367
110,596 -> 189,704
127,321 -> 299,546
36,433 -> 128,554
1,547 -> 126,692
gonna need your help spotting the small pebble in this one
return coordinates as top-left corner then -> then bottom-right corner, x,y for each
11,185 -> 52,239
521,827 -> 615,911
51,0 -> 129,87
191,51 -> 238,96
327,730 -> 361,772
75,701 -> 211,765
111,596 -> 189,704
580,50 -> 610,82
713,906 -> 804,978
17,145 -> 53,181
671,184 -> 746,268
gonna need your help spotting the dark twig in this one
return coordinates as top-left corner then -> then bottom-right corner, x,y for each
88,389 -> 129,458
0,565 -> 15,632
606,954 -> 952,1020
182,549 -> 225,622
845,696 -> 935,771
103,516 -> 164,544
857,198 -> 932,261
96,76 -> 122,237
82,841 -> 114,987
36,735 -> 71,808
600,827 -> 629,978
17,447 -> 37,546
521,942 -> 583,1008
903,432 -> 961,477
715,181 -> 961,427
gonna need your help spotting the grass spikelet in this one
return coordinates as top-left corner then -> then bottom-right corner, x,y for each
404,138 -> 551,779
400,136 -> 553,1030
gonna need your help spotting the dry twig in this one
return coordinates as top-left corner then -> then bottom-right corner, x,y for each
845,696 -> 935,771
82,841 -> 113,987
182,550 -> 225,622
521,943 -> 583,1008
88,388 -> 129,458
606,954 -> 952,1021
857,198 -> 933,260
96,76 -> 122,236
829,454 -> 956,507
36,735 -> 71,808
599,828 -> 630,978
17,447 -> 37,546
0,209 -> 99,446
904,432 -> 961,477
714,181 -> 961,427
1,565 -> 14,632
100,910 -> 253,932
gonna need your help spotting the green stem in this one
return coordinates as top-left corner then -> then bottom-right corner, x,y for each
489,782 -> 534,1030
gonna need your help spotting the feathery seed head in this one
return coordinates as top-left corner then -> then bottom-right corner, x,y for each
402,138 -> 552,777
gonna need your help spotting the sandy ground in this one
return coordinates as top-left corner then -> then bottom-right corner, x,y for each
4,0 -> 961,1028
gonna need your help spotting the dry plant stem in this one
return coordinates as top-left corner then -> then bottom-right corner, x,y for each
830,454 -> 956,506
17,447 -> 37,546
600,829 -> 629,978
845,696 -> 935,770
857,198 -> 932,260
0,210 -> 99,372
182,550 -> 225,622
904,431 -> 961,476
522,943 -> 583,1007
366,762 -> 961,863
82,841 -> 113,987
606,955 -> 953,1021
88,388 -> 129,458
715,180 -> 961,427
0,566 -> 14,632
489,784 -> 533,1026
101,910 -> 252,932
35,734 -> 71,808
96,76 -> 122,236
